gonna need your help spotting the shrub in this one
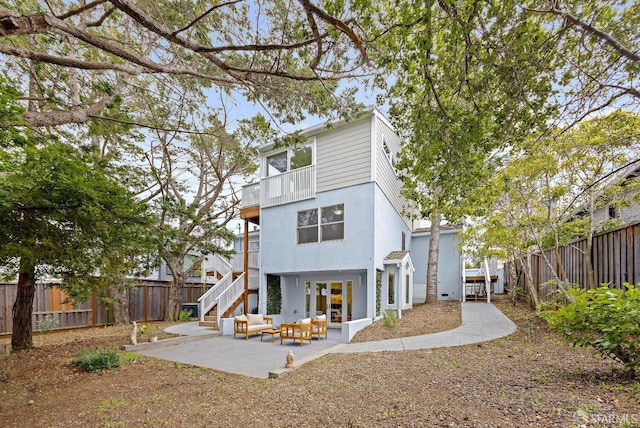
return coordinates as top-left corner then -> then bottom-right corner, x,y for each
383,310 -> 397,328
71,348 -> 122,372
541,283 -> 639,378
178,309 -> 193,321
36,314 -> 59,333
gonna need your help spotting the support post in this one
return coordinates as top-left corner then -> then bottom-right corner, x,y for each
243,219 -> 249,314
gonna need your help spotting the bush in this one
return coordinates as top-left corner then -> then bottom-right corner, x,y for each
71,348 -> 122,372
541,283 -> 639,378
383,310 -> 397,328
178,309 -> 193,321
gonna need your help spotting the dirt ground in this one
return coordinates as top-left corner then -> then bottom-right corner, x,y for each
1,296 -> 638,427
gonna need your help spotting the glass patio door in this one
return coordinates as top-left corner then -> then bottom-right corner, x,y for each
308,280 -> 353,326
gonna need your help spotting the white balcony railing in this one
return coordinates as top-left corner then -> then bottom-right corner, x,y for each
240,182 -> 260,208
241,165 -> 316,208
262,165 -> 316,208
231,251 -> 259,272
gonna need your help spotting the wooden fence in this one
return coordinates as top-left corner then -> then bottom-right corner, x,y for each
0,279 -> 208,335
505,222 -> 640,302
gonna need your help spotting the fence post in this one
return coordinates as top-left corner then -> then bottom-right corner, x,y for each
91,293 -> 97,327
144,283 -> 149,322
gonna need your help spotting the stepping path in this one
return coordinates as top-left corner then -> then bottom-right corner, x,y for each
331,302 -> 516,354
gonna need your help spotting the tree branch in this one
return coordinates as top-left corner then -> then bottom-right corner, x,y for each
22,96 -> 114,126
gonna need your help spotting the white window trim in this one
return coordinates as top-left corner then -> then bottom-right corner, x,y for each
296,203 -> 345,245
262,138 -> 316,179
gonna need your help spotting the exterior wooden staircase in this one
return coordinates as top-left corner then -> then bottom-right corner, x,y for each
198,272 -> 245,329
197,254 -> 246,330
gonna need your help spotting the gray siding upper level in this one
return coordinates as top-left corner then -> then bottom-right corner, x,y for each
374,114 -> 411,226
316,115 -> 372,193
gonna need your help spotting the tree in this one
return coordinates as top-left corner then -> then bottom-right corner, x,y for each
521,1 -> 640,125
361,0 -> 555,302
464,111 -> 640,303
145,102 -> 263,320
0,78 -> 153,350
0,0 -> 372,129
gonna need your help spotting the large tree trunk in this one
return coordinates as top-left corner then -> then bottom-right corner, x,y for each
166,279 -> 183,321
109,274 -> 130,325
426,211 -> 441,303
12,259 -> 37,351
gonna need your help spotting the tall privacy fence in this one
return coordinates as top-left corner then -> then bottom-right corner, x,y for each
505,221 -> 640,302
0,280 -> 208,335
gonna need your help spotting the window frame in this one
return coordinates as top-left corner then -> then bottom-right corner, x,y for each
264,141 -> 314,178
296,203 -> 345,244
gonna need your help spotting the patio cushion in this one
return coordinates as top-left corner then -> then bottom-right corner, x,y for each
313,314 -> 326,322
235,314 -> 248,322
247,314 -> 264,325
296,317 -> 311,325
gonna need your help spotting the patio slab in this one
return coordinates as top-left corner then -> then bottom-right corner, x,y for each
136,302 -> 516,378
137,328 -> 342,379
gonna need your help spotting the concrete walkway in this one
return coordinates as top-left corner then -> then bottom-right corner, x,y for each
331,302 -> 516,353
133,302 -> 516,378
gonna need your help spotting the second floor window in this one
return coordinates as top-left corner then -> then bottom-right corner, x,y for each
297,204 -> 344,244
266,143 -> 313,177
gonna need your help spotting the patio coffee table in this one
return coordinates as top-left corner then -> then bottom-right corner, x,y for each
261,328 -> 280,342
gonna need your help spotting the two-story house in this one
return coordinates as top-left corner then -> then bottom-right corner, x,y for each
227,107 -> 464,340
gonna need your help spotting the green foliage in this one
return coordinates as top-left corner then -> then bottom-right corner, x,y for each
266,274 -> 281,315
71,348 -> 122,372
375,271 -> 382,317
136,323 -> 159,338
178,309 -> 193,321
36,314 -> 59,333
383,310 -> 397,328
542,283 -> 640,377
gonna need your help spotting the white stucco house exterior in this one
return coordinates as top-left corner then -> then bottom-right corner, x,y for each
229,107 -> 463,341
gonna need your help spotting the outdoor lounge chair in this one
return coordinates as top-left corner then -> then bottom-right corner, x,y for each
280,318 -> 312,346
234,314 -> 273,340
311,314 -> 327,340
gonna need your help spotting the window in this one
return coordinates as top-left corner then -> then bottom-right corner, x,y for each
321,204 -> 344,242
388,270 -> 395,305
608,206 -> 619,219
297,204 -> 344,244
249,241 -> 259,251
405,267 -> 411,305
266,143 -> 313,177
266,151 -> 287,176
297,208 -> 318,244
382,140 -> 397,168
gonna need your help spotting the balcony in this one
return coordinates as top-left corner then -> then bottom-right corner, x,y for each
241,165 -> 315,209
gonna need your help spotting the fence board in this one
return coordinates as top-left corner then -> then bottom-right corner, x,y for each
505,221 -> 640,302
1,281 -> 210,334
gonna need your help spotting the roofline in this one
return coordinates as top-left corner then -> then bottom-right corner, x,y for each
412,226 -> 462,237
258,106 -> 380,153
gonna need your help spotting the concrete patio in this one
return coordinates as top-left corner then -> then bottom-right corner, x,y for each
132,302 -> 516,379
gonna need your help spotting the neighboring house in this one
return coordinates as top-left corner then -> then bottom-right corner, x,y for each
228,107 -> 463,341
575,164 -> 640,226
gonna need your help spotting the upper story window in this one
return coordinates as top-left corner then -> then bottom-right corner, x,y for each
265,143 -> 313,177
297,204 -> 344,244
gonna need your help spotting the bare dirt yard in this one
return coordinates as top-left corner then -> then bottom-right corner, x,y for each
1,296 -> 638,427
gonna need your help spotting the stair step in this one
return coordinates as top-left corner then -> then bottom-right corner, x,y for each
203,315 -> 217,322
199,321 -> 218,329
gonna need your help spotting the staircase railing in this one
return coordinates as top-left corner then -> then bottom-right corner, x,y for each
209,254 -> 232,278
197,271 -> 232,321
216,273 -> 245,326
